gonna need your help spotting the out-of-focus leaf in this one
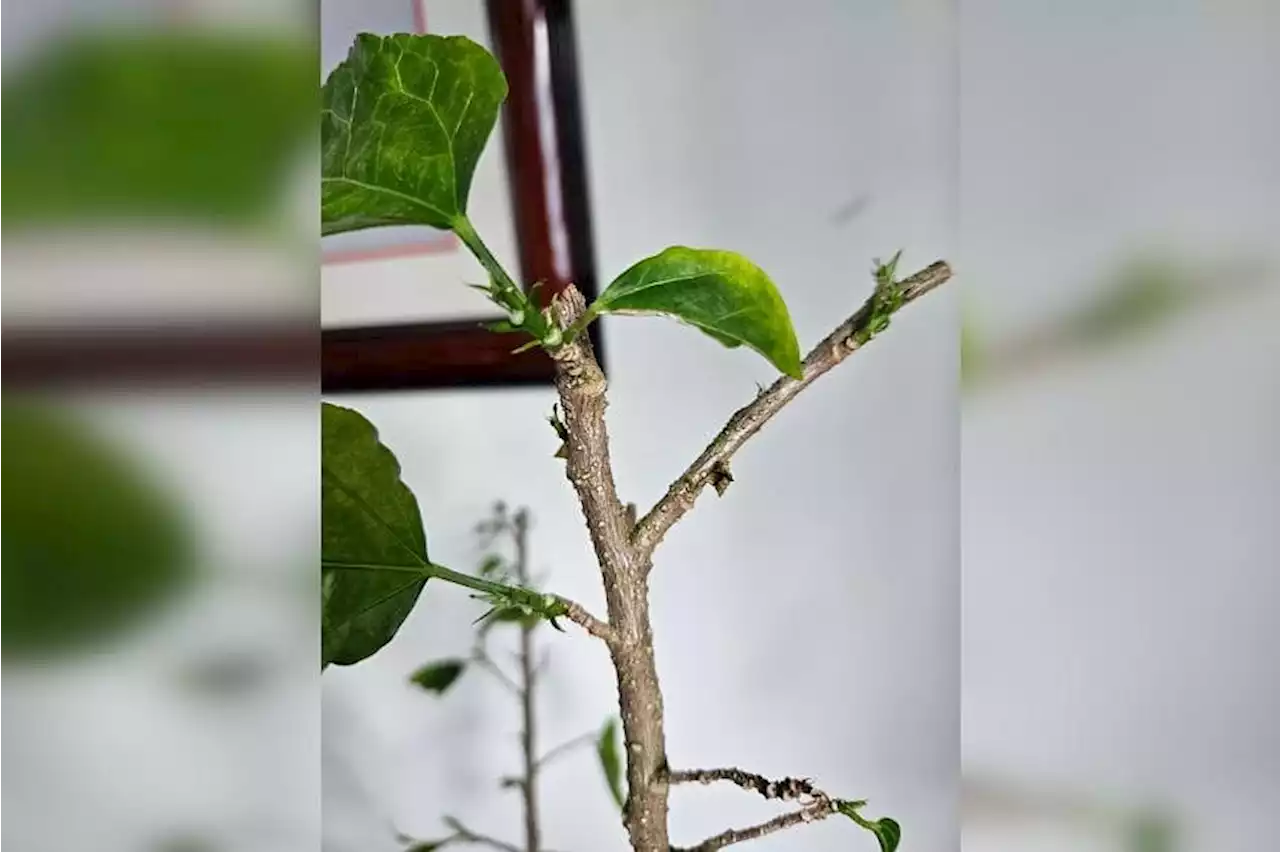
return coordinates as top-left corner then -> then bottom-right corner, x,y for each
1129,812 -> 1176,852
585,246 -> 802,378
1,400 -> 193,656
479,605 -> 541,633
2,31 -> 312,227
322,402 -> 430,667
597,716 -> 626,811
321,33 -> 507,235
409,659 -> 466,695
477,554 -> 504,578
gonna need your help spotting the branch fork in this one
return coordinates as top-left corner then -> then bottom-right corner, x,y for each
544,260 -> 950,852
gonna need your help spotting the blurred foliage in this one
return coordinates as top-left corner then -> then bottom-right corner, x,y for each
2,29 -> 312,228
597,716 -> 626,812
1129,811 -> 1177,852
962,250 -> 1269,390
409,659 -> 467,695
2,398 -> 194,657
963,774 -> 1179,852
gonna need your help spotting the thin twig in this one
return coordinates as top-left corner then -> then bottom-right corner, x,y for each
534,732 -> 597,770
668,768 -> 820,802
513,509 -> 542,852
631,260 -> 953,560
669,799 -> 838,852
555,597 -> 618,647
667,767 -> 848,851
471,646 -> 521,697
444,817 -> 523,852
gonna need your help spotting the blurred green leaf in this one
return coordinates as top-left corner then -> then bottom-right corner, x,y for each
960,305 -> 986,388
322,33 -> 507,235
322,402 -> 430,667
480,605 -> 541,632
2,31 -> 312,227
477,554 -> 504,578
597,716 -> 626,811
1129,811 -> 1176,852
584,247 -> 803,378
409,659 -> 466,695
1,400 -> 193,656
1071,256 -> 1189,344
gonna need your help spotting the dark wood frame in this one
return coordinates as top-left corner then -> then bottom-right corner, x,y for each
322,0 -> 602,392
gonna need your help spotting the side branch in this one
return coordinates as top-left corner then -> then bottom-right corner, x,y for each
668,767 -> 869,852
669,800 -> 838,852
669,767 -> 820,802
631,260 -> 952,558
556,597 -> 619,647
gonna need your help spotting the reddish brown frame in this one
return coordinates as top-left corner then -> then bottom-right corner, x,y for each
322,0 -> 603,392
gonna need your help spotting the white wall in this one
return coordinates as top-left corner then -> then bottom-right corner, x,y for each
323,2 -> 957,850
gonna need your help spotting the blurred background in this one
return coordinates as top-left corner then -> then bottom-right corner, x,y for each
3,3 -> 319,852
4,2 -> 1277,852
959,3 -> 1278,851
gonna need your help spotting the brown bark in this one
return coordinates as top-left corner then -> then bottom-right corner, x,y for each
549,288 -> 670,852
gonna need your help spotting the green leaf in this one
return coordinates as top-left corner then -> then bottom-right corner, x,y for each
587,246 -> 802,378
1,401 -> 193,656
321,33 -> 508,235
322,402 -> 430,667
870,817 -> 901,852
409,659 -> 466,694
597,716 -> 626,811
836,801 -> 900,852
3,31 -> 312,227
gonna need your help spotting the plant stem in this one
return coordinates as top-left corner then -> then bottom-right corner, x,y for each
549,288 -> 670,852
454,214 -> 520,294
512,509 -> 542,852
323,560 -> 610,640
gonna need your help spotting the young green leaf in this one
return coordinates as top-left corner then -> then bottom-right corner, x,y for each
869,817 -> 901,852
322,33 -> 507,235
597,716 -> 626,811
1,402 -> 193,657
836,801 -> 901,852
322,402 -> 430,667
409,659 -> 466,695
585,246 -> 803,378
